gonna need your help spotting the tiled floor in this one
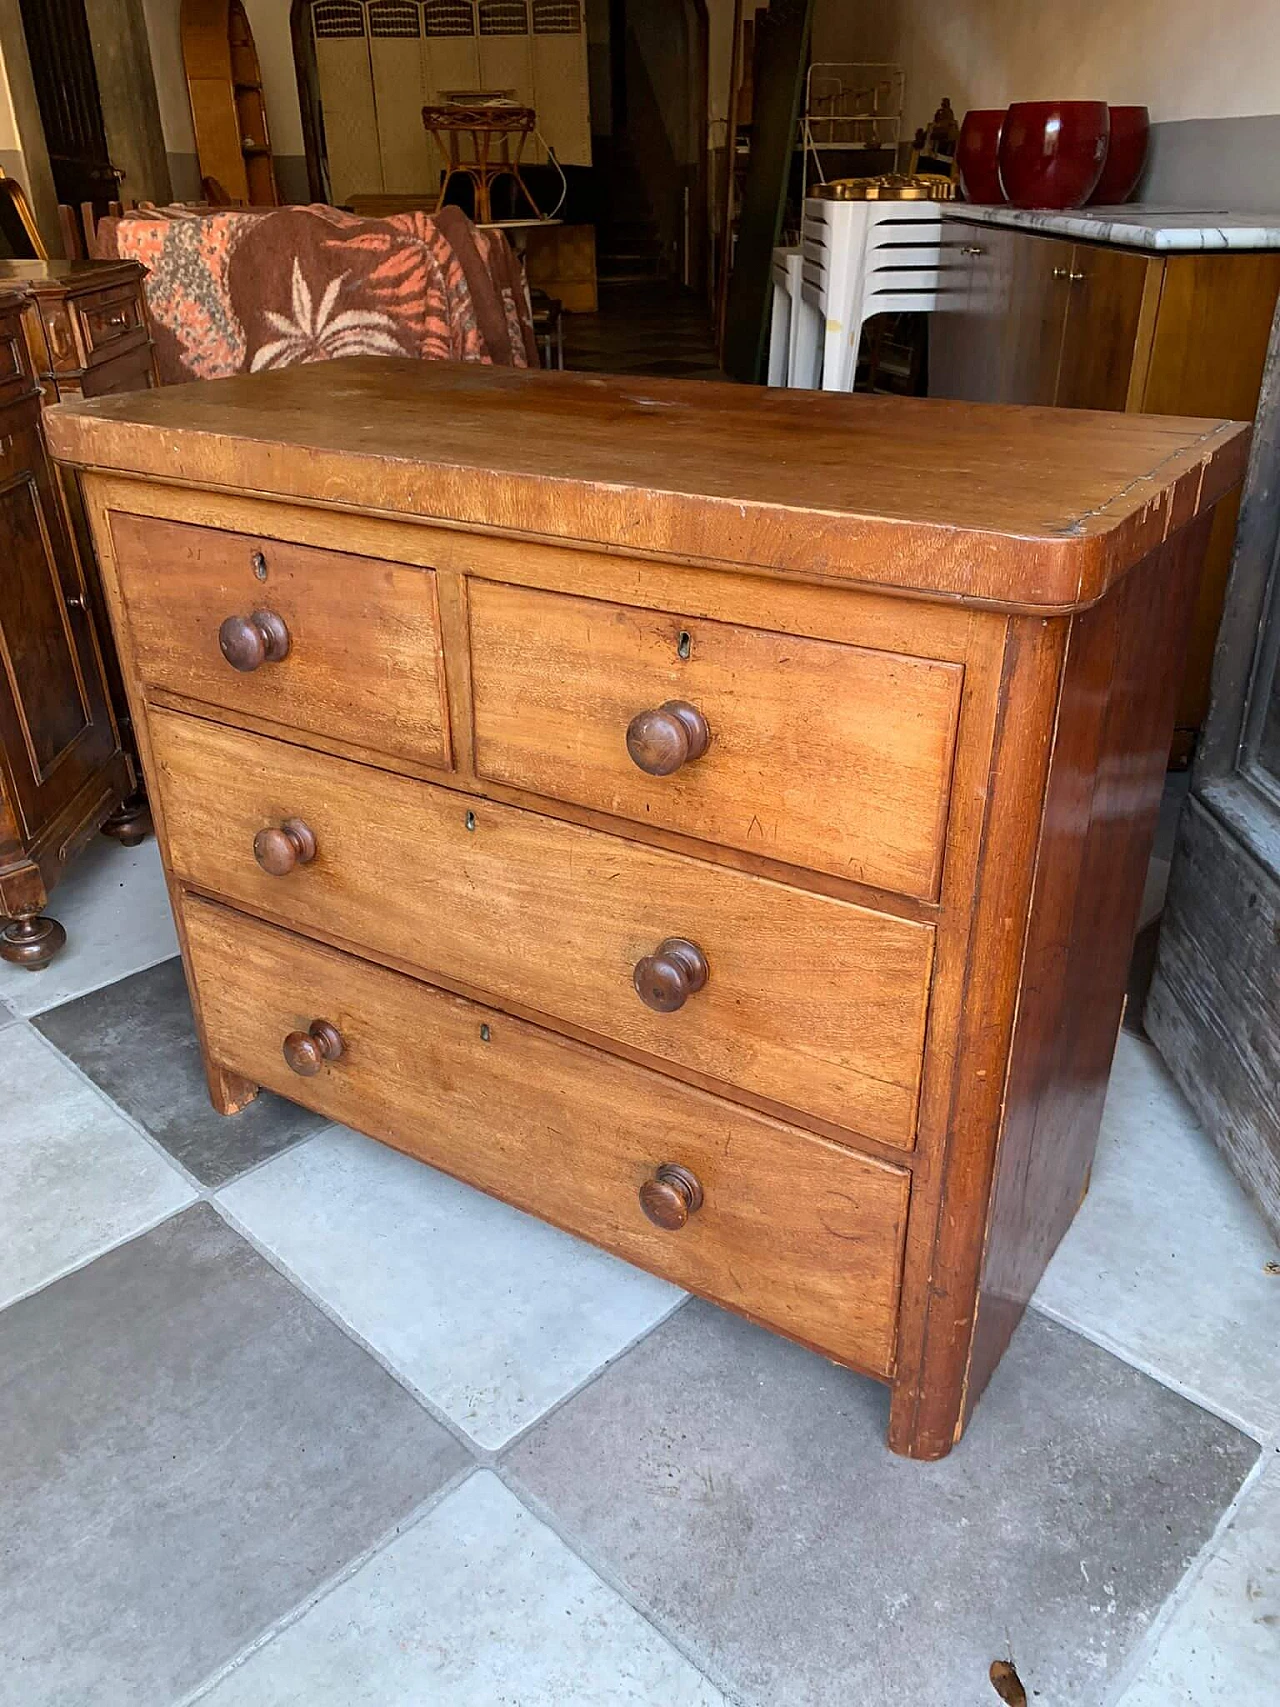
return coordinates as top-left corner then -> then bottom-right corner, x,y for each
1,831 -> 1277,1705
565,280 -> 724,380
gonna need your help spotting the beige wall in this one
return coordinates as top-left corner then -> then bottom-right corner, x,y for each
867,0 -> 1280,133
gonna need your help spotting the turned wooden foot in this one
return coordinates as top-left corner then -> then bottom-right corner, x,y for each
100,791 -> 153,847
0,913 -> 67,970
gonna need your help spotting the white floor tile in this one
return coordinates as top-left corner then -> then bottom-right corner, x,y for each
1034,1032 -> 1280,1438
0,1026 -> 195,1306
0,837 -> 179,1018
196,1472 -> 725,1706
219,1127 -> 684,1448
1115,1455 -> 1280,1707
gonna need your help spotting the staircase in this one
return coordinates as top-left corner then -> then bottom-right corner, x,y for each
592,134 -> 668,284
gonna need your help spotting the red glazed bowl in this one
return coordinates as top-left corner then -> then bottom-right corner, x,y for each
956,108 -> 1007,203
998,101 -> 1111,208
1088,105 -> 1150,203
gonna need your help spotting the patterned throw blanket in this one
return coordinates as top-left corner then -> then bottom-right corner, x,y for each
97,203 -> 538,385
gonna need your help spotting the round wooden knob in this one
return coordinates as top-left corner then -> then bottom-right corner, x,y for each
254,818 -> 317,876
625,701 -> 709,776
633,937 -> 708,1013
218,609 -> 290,672
639,1163 -> 704,1230
282,1019 -> 344,1076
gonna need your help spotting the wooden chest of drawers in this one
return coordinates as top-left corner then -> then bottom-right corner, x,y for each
47,361 -> 1248,1457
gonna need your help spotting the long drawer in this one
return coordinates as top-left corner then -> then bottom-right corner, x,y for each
182,895 -> 910,1376
107,510 -> 451,769
151,709 -> 935,1147
467,575 -> 963,900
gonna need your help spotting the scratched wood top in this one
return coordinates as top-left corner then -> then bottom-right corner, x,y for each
45,358 -> 1250,611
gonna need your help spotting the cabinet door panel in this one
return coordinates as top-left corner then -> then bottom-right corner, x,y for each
0,421 -> 116,838
1056,246 -> 1153,411
1003,233 -> 1074,405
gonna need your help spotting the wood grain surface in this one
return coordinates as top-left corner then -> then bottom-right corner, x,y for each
151,707 -> 936,1145
108,510 -> 451,769
45,358 -> 1249,611
183,892 -> 911,1377
469,578 -> 961,897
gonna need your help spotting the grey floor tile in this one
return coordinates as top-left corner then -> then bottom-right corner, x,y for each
219,1126 -> 683,1448
1035,1033 -> 1280,1438
0,835 -> 179,1017
0,1204 -> 467,1707
1115,1451 -> 1280,1707
507,1300 -> 1259,1707
0,994 -> 16,1030
35,957 -> 329,1186
0,1023 -> 195,1306
196,1470 -> 725,1706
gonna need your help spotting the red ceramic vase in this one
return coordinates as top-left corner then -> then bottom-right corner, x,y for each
956,109 -> 1007,203
998,101 -> 1111,209
1087,105 -> 1150,204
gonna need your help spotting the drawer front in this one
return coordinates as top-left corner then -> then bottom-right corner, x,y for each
468,580 -> 962,899
110,511 -> 451,768
183,895 -> 909,1376
153,709 -> 935,1147
71,282 -> 147,365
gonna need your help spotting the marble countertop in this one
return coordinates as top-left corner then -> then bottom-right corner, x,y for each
941,204 -> 1280,252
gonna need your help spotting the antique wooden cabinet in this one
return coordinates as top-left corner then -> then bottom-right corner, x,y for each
0,290 -> 135,969
930,217 -> 1280,764
4,257 -> 160,856
48,361 -> 1246,1455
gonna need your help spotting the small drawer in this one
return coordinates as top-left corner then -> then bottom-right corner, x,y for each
109,511 -> 451,769
467,580 -> 962,900
71,282 -> 147,364
182,894 -> 910,1377
0,312 -> 34,408
152,709 -> 935,1147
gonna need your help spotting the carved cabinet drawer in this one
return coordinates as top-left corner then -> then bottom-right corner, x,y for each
468,579 -> 964,899
108,511 -> 451,768
153,708 -> 935,1145
69,281 -> 148,366
182,893 -> 911,1377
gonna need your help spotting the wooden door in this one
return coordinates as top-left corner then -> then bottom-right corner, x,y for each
0,411 -> 118,860
1055,245 -> 1155,411
1146,302 -> 1280,1237
927,220 -> 990,401
1001,231 -> 1074,405
17,0 -> 119,208
928,225 -> 1070,406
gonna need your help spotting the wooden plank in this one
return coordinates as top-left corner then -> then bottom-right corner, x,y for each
1146,795 -> 1280,1237
150,707 -> 937,1147
43,359 -> 1249,612
182,891 -> 912,1378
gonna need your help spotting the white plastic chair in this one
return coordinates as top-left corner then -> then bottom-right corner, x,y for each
798,198 -> 945,391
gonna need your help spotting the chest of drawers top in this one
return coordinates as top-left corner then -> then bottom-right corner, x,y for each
46,357 -> 1246,610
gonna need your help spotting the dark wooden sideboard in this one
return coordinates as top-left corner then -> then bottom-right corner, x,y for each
0,261 -> 157,969
48,360 -> 1246,1454
930,221 -> 1280,764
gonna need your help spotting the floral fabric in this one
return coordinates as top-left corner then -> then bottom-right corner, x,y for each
98,203 -> 537,386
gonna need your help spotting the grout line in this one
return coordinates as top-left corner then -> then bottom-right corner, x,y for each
495,1462 -> 747,1706
206,1195 -> 488,1461
12,939 -> 183,1021
0,1197 -> 196,1315
209,1189 -> 695,1466
1099,1442 -> 1280,1707
174,1462 -> 481,1706
1028,1294 -> 1276,1444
